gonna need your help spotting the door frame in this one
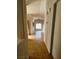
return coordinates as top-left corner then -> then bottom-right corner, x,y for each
22,0 -> 28,59
50,0 -> 60,55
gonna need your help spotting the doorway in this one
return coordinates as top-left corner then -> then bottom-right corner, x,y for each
33,19 -> 44,39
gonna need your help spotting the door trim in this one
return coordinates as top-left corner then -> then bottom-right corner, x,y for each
50,0 -> 60,55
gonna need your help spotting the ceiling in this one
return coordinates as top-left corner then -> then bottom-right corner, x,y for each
26,0 -> 43,5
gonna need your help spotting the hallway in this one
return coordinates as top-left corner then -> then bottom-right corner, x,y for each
17,0 -> 61,59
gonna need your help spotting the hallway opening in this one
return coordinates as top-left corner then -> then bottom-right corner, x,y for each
27,0 -> 45,40
26,0 -> 53,59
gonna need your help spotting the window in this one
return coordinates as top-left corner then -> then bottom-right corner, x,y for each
36,23 -> 42,29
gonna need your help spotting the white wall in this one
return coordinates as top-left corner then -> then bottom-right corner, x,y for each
44,0 -> 55,53
52,1 -> 61,59
40,0 -> 46,14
